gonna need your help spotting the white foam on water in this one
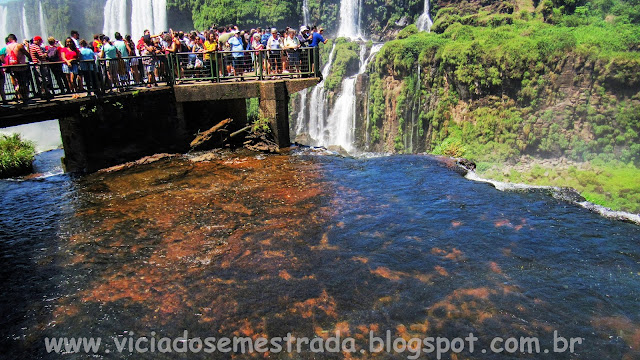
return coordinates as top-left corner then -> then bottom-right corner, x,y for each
465,171 -> 640,226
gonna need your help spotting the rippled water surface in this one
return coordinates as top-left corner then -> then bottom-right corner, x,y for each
1,151 -> 638,359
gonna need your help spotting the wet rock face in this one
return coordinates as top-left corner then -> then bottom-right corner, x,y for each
456,158 -> 477,172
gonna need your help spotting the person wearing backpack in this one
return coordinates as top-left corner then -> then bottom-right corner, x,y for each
5,34 -> 31,104
45,36 -> 70,95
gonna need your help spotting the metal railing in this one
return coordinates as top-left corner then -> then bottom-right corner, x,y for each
0,47 -> 321,105
170,47 -> 320,83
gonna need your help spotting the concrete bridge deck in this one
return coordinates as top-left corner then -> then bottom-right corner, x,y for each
0,77 -> 320,173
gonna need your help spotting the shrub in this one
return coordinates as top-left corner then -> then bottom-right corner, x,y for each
432,137 -> 467,157
0,134 -> 36,178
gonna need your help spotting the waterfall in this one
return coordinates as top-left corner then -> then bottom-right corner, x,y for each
0,6 -> 7,40
128,0 -> 166,37
38,2 -> 46,38
337,0 -> 363,39
131,1 -> 154,38
152,0 -> 167,34
21,4 -> 30,40
305,45 -> 336,145
322,43 -> 383,153
416,0 -> 433,32
325,78 -> 358,152
103,0 -> 129,37
360,43 -> 383,73
302,0 -> 310,26
295,89 -> 308,135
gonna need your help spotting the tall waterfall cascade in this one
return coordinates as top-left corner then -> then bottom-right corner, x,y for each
322,44 -> 383,153
417,0 -> 433,32
21,4 -> 30,40
296,43 -> 383,153
305,44 -> 336,145
152,0 -> 167,34
302,0 -> 311,26
0,6 -> 7,40
38,2 -> 46,38
103,0 -> 167,38
103,0 -> 129,37
337,0 -> 363,39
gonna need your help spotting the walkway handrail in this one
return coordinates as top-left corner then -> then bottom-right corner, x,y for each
0,47 -> 321,105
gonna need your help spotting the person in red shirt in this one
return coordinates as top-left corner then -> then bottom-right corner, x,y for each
92,34 -> 103,54
60,37 -> 80,98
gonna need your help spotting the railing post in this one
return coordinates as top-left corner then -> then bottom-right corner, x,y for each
314,47 -> 320,78
258,51 -> 264,81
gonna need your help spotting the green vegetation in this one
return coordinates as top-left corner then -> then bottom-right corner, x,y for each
368,10 -> 640,161
479,160 -> 640,213
365,0 -> 640,211
247,98 -> 260,123
167,0 -> 428,35
0,134 -> 36,179
170,0 -> 300,29
432,137 -> 466,158
324,38 -> 360,92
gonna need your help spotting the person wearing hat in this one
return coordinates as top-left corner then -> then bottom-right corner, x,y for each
228,30 -> 245,79
284,28 -> 301,75
266,28 -> 282,76
29,35 -> 52,98
298,26 -> 311,47
297,26 -> 312,75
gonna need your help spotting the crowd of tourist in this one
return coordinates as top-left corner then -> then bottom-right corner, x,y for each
0,24 -> 327,104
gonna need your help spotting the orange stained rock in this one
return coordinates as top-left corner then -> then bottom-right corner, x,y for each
592,316 -> 640,350
291,289 -> 337,319
409,322 -> 429,334
495,218 -> 527,231
334,321 -> 350,336
279,270 -> 292,280
456,287 -> 492,300
351,256 -> 369,264
52,304 -> 81,319
489,261 -> 503,274
434,265 -> 449,276
311,232 -> 338,251
314,326 -> 329,339
431,247 -> 465,261
371,266 -> 404,281
413,273 -> 434,283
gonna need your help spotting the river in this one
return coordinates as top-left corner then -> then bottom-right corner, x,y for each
0,149 -> 638,359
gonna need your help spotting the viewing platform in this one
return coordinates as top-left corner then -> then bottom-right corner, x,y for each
0,48 -> 322,172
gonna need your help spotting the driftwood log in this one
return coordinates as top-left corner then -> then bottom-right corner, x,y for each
190,118 -> 233,151
190,118 -> 279,153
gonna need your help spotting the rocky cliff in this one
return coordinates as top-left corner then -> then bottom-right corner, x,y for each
359,8 -> 640,165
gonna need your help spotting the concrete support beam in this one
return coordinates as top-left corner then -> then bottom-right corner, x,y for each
259,81 -> 290,149
58,115 -> 88,173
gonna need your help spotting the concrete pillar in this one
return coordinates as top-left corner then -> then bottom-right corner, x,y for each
58,115 -> 88,173
259,81 -> 290,148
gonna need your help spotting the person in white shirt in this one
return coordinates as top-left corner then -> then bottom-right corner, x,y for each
266,28 -> 282,75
